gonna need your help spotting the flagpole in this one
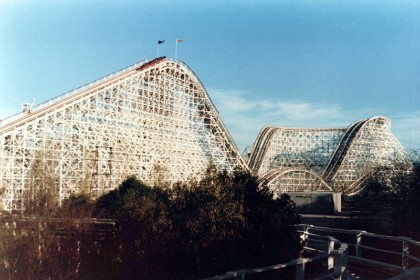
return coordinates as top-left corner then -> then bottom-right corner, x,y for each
175,39 -> 182,61
157,40 -> 165,57
175,39 -> 178,61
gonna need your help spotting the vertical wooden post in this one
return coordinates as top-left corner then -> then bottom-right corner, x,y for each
296,261 -> 305,280
402,239 -> 410,269
328,238 -> 335,270
355,232 -> 363,258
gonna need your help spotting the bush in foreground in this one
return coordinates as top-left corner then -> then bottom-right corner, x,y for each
95,167 -> 302,279
0,167 -> 301,279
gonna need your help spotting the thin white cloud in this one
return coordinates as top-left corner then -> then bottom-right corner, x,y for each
208,87 -> 419,152
210,89 -> 258,114
209,88 -> 345,125
266,101 -> 343,122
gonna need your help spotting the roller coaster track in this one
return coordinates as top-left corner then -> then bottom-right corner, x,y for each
322,119 -> 368,182
0,58 -> 163,133
259,168 -> 285,185
0,57 -> 248,211
260,168 -> 331,189
245,116 -> 410,195
345,168 -> 375,196
247,127 -> 277,172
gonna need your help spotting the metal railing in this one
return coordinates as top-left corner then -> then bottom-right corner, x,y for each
203,231 -> 348,280
296,224 -> 420,276
205,224 -> 420,279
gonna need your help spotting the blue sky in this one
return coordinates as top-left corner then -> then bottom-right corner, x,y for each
1,0 -> 419,152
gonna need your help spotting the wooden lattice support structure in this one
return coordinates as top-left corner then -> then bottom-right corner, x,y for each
249,116 -> 412,196
0,57 -> 247,211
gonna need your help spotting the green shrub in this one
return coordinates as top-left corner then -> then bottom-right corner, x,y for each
94,167 -> 302,279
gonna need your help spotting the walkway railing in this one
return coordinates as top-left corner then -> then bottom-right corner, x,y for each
296,224 -> 420,277
203,230 -> 348,280
297,224 -> 420,269
206,225 -> 420,279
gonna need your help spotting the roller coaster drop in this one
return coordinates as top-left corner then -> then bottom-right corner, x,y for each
0,57 -> 247,210
0,57 -> 412,210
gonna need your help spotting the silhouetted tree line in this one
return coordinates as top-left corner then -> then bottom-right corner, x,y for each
348,157 -> 420,239
408,163 -> 420,239
0,186 -> 101,279
0,167 -> 302,279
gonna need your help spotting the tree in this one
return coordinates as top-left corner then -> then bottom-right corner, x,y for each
94,176 -> 170,279
237,169 -> 301,267
163,167 -> 247,278
94,167 -> 302,279
0,184 -> 99,280
349,154 -> 420,238
0,191 -> 88,279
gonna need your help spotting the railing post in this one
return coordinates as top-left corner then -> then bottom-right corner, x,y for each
355,232 -> 363,258
295,261 -> 305,280
402,239 -> 410,269
328,238 -> 335,270
332,251 -> 343,280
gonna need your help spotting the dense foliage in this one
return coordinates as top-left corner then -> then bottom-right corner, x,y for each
0,191 -> 95,279
408,164 -> 420,239
0,167 -> 301,279
94,167 -> 302,279
346,160 -> 420,239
